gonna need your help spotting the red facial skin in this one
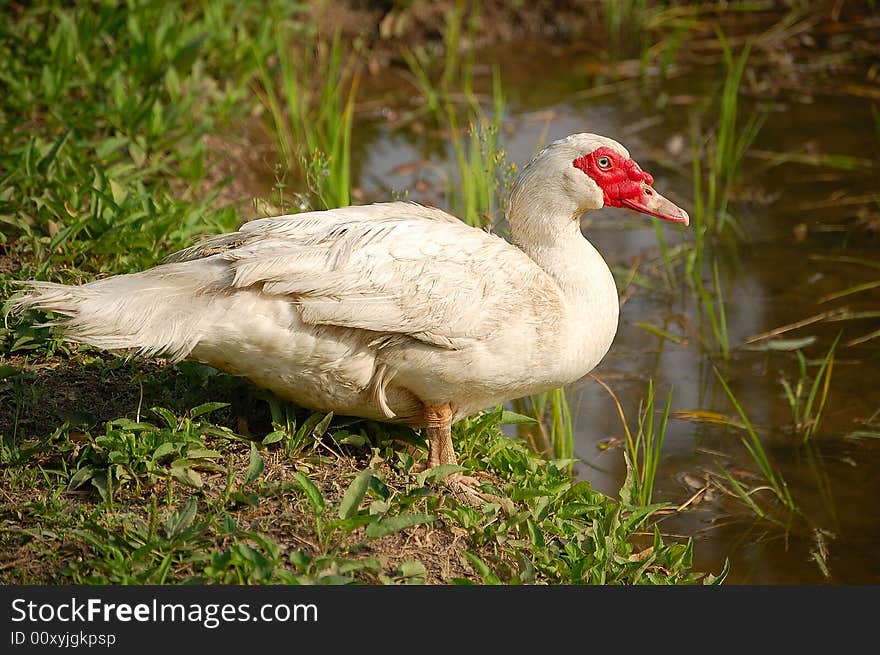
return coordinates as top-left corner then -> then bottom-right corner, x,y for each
572,146 -> 689,225
572,146 -> 653,207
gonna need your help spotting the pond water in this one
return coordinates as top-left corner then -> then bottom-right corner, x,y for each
322,41 -> 879,584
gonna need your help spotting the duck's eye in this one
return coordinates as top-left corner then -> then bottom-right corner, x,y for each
597,156 -> 612,170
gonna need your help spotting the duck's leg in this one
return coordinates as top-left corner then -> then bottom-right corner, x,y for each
425,403 -> 456,467
424,403 -> 486,504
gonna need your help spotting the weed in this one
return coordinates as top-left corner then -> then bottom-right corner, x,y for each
780,335 -> 840,442
255,29 -> 360,210
713,367 -> 796,512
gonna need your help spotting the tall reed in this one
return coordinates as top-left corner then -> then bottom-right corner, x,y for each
256,30 -> 359,210
683,35 -> 763,358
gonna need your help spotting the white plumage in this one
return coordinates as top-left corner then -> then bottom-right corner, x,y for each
16,133 -> 688,471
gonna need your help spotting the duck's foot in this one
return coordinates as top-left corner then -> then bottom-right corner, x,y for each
445,472 -> 495,506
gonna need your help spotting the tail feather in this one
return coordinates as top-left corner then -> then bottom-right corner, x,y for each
13,262 -> 229,361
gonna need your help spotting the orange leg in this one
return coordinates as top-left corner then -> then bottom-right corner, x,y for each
422,403 -> 491,504
424,402 -> 456,468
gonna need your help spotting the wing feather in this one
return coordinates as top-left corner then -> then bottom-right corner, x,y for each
168,202 -> 546,349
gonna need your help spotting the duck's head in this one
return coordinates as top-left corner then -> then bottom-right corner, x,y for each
512,133 -> 689,227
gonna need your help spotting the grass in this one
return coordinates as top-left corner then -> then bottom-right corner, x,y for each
0,365 -> 711,584
0,1 -> 291,279
255,28 -> 360,210
780,335 -> 840,443
401,5 -> 510,228
593,377 -> 671,508
676,36 -> 762,359
515,388 -> 576,465
646,37 -> 758,358
713,367 -> 796,514
6,0 -> 870,587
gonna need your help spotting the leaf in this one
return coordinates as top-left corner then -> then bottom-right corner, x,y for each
462,551 -> 501,584
170,466 -> 203,489
366,513 -> 435,538
189,402 -> 230,419
165,498 -> 198,539
152,442 -> 178,460
334,431 -> 367,447
68,465 -> 95,490
295,472 -> 325,516
0,364 -> 19,379
312,411 -> 334,437
338,469 -> 373,519
151,407 -> 179,430
499,410 -> 538,425
703,559 -> 731,585
185,448 -> 221,459
90,471 -> 110,503
36,127 -> 70,175
245,442 -> 264,484
395,560 -> 427,582
262,430 -> 286,445
415,463 -> 465,486
743,336 -> 817,351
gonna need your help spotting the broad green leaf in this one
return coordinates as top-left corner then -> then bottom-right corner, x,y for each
365,513 -> 435,538
337,469 -> 373,519
313,412 -> 333,437
186,448 -> 221,459
68,465 -> 95,490
415,463 -> 465,486
152,442 -> 178,459
151,406 -> 179,430
171,466 -> 202,489
462,551 -> 501,584
295,472 -> 325,516
90,471 -> 110,502
245,441 -> 264,484
0,364 -> 19,379
499,410 -> 538,425
396,560 -> 427,582
262,430 -> 286,445
189,402 -> 230,419
165,498 -> 198,539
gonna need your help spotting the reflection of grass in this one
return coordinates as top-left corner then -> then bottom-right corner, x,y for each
713,367 -> 796,514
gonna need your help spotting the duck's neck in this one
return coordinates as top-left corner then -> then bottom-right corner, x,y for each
507,191 -> 615,308
507,187 -> 620,375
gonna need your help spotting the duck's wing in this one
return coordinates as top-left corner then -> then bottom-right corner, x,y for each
170,202 -> 549,349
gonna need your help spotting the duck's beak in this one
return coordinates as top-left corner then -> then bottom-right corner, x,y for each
622,185 -> 689,226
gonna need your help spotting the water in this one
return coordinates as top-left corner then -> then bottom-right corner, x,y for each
331,43 -> 880,584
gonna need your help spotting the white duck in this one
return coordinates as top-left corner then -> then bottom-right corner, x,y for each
17,133 -> 687,475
